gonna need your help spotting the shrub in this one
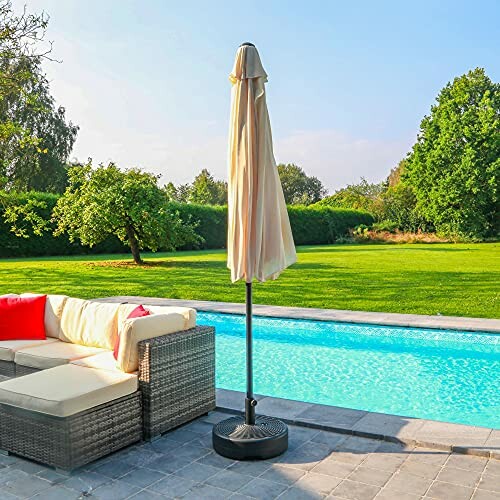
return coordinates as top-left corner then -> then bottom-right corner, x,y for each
0,193 -> 374,257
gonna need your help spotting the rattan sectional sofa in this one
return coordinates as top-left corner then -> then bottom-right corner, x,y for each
0,295 -> 216,472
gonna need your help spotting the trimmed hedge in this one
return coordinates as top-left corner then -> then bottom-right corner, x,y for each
0,193 -> 374,257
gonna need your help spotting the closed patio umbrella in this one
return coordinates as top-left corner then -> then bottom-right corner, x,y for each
212,43 -> 297,461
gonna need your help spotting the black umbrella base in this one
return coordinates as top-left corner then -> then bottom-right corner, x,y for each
213,415 -> 288,460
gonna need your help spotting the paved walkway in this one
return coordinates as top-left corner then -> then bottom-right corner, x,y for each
0,411 -> 498,499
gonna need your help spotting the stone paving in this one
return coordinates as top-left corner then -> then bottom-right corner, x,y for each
0,411 -> 498,499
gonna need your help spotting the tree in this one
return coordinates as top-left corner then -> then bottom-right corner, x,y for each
188,169 -> 227,205
0,1 -> 78,193
404,68 -> 499,238
53,162 -> 197,264
165,181 -> 190,203
315,178 -> 386,218
277,163 -> 327,205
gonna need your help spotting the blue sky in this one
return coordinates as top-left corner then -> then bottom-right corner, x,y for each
23,0 -> 500,192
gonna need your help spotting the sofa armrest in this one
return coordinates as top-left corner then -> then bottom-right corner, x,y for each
137,325 -> 216,440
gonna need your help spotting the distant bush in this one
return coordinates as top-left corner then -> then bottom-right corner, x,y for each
0,193 -> 374,257
288,206 -> 374,245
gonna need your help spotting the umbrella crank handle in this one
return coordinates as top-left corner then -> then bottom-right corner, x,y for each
245,397 -> 258,424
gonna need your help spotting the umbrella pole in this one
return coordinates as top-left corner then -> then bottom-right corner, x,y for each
245,282 -> 256,425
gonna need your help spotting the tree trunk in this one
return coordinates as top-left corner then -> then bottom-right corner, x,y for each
126,224 -> 143,265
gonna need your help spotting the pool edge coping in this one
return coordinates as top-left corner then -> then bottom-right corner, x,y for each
215,389 -> 499,460
98,296 -> 500,458
97,296 -> 500,333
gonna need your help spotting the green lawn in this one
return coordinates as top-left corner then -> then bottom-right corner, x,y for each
1,243 -> 498,318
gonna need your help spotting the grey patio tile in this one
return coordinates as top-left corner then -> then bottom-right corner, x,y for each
36,468 -> 69,485
327,450 -> 367,467
202,411 -> 229,424
93,479 -> 142,499
129,490 -> 166,499
183,419 -> 214,435
478,473 -> 500,493
150,436 -> 184,455
260,464 -> 306,485
399,459 -> 441,479
149,474 -> 198,497
362,453 -> 406,472
426,480 -> 474,500
352,412 -> 423,440
170,443 -> 211,462
348,466 -> 393,487
2,473 -> 53,497
147,454 -> 193,473
375,489 -> 421,500
253,397 -> 314,420
30,485 -> 81,499
228,459 -> 272,476
375,441 -> 414,454
341,436 -> 381,453
174,461 -> 220,482
311,458 -> 357,478
9,458 -> 47,474
278,442 -> 331,471
61,470 -> 110,494
165,427 -> 201,444
472,489 -> 500,500
197,450 -> 237,469
310,430 -> 348,450
238,477 -> 289,499
0,454 -> 18,467
288,425 -> 321,445
446,453 -> 488,472
93,458 -> 137,479
408,447 -> 450,466
121,448 -> 164,467
484,460 -> 500,476
384,470 -> 433,496
294,471 -> 343,495
0,488 -> 20,499
437,466 -> 482,488
295,404 -> 367,429
205,469 -> 253,492
182,483 -> 233,499
331,479 -> 381,500
120,467 -> 166,488
229,493 -> 255,500
278,485 -> 323,499
415,420 -> 491,443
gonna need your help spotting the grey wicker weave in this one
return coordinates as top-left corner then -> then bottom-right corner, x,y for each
0,392 -> 142,472
0,360 -> 15,378
138,325 -> 216,440
14,364 -> 41,377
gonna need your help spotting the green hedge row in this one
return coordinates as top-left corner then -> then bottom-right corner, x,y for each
0,193 -> 374,257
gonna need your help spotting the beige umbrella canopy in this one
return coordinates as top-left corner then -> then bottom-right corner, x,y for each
212,43 -> 294,461
227,44 -> 297,283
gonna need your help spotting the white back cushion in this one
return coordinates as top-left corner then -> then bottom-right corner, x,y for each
60,298 -> 121,349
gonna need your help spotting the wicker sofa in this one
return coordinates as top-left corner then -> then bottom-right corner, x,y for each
0,295 -> 215,471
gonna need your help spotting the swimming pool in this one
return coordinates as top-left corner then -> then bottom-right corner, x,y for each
197,311 -> 500,429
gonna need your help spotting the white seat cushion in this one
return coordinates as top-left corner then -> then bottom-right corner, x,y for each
144,305 -> 196,329
15,341 -> 107,370
0,364 -> 137,417
60,298 -> 122,350
0,339 -> 58,362
71,351 -> 128,373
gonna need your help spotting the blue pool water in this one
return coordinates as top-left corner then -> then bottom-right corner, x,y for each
197,312 -> 500,429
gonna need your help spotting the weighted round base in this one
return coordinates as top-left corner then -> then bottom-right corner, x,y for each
213,415 -> 288,460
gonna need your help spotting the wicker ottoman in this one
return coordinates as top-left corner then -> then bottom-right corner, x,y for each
0,364 -> 142,472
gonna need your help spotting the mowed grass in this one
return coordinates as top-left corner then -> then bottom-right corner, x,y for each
1,243 -> 498,318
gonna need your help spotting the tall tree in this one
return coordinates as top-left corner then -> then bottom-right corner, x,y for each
188,169 -> 227,205
404,68 -> 499,238
277,163 -> 326,205
53,163 -> 197,264
0,1 -> 78,193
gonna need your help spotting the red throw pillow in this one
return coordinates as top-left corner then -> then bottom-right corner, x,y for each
113,305 -> 151,360
0,295 -> 47,340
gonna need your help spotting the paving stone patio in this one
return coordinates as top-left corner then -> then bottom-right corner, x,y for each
0,411 -> 498,499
